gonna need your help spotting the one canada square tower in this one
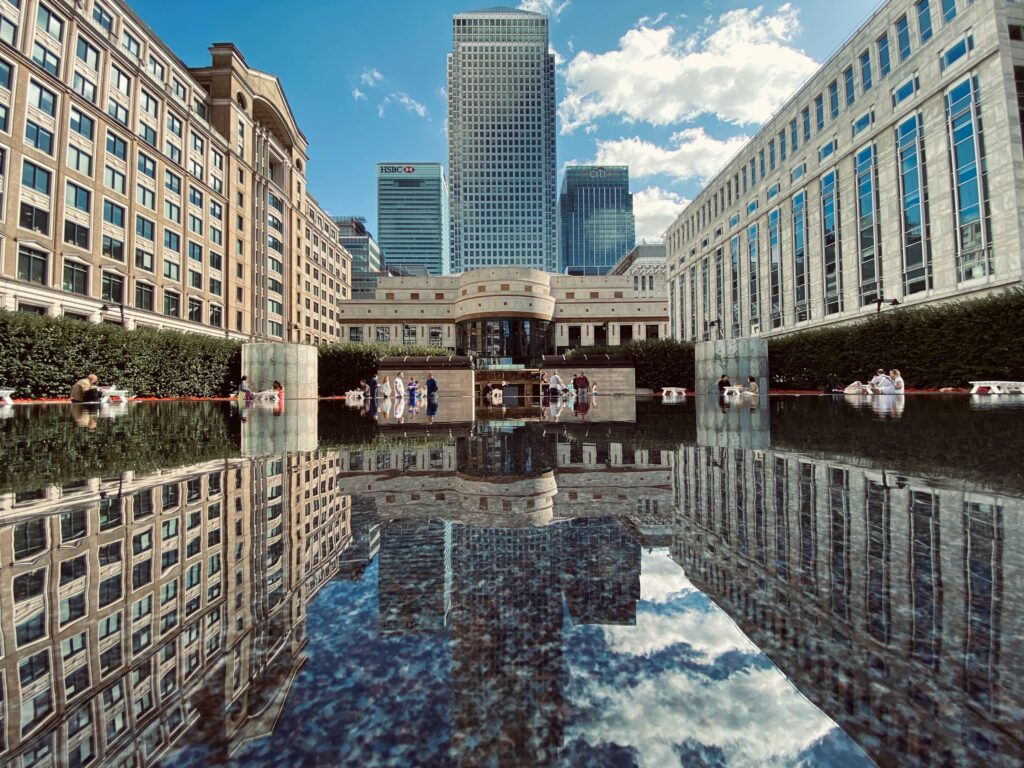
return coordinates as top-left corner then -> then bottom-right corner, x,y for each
447,7 -> 557,272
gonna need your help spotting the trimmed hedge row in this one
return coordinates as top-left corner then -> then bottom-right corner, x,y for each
0,310 -> 240,398
567,338 -> 696,390
768,288 -> 1024,389
318,342 -> 441,397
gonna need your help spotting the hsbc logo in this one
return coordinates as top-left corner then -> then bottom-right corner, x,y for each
380,165 -> 416,174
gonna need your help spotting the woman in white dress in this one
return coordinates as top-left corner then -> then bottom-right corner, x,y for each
890,369 -> 905,393
380,376 -> 392,398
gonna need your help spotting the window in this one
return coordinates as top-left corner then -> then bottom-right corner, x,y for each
942,0 -> 956,24
60,592 -> 86,624
107,99 -> 128,126
111,65 -> 131,95
19,203 -> 49,234
70,108 -> 95,140
164,230 -> 180,252
37,4 -> 64,41
188,297 -> 202,322
164,200 -> 180,223
821,170 -> 843,315
945,76 -> 991,282
139,123 -> 157,147
768,208 -> 783,328
14,569 -> 46,602
828,80 -> 839,119
25,122 -> 54,155
0,14 -> 15,48
93,2 -> 114,32
135,248 -> 154,272
66,182 -> 91,212
209,305 -> 222,327
148,55 -> 165,81
122,30 -> 140,58
856,144 -> 882,306
166,170 -> 181,194
917,0 -> 933,44
135,281 -> 154,310
137,152 -> 156,178
163,259 -> 180,281
897,113 -> 931,295
814,94 -> 824,131
209,277 -> 221,296
16,611 -> 46,646
188,269 -> 201,289
28,81 -> 57,116
0,57 -> 10,90
136,216 -> 154,241
892,76 -> 919,107
106,131 -> 127,160
853,111 -> 875,136
101,272 -> 124,302
17,246 -> 48,286
819,138 -> 837,161
98,575 -> 121,606
163,290 -> 180,317
32,42 -> 60,77
102,236 -> 124,263
64,221 -> 89,249
72,72 -> 96,103
67,145 -> 93,176
940,35 -> 973,72
843,66 -> 855,106
103,200 -> 125,227
896,15 -> 912,61
860,50 -> 873,92
801,107 -> 811,142
878,33 -> 891,78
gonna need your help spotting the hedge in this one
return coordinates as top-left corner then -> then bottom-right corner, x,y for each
318,342 -> 441,397
0,310 -> 240,398
567,338 -> 696,390
767,288 -> 1024,389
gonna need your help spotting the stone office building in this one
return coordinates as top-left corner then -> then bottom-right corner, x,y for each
0,0 -> 347,343
336,267 -> 668,362
666,0 -> 1024,342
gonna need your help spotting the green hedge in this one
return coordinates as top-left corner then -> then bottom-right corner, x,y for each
318,342 -> 440,397
768,288 -> 1024,389
567,338 -> 695,390
0,310 -> 241,398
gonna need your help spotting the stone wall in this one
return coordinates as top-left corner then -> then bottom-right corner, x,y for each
241,343 -> 318,400
695,339 -> 768,396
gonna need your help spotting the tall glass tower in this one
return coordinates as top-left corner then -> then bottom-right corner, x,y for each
447,7 -> 556,273
559,166 -> 636,275
377,163 -> 451,276
333,217 -> 383,300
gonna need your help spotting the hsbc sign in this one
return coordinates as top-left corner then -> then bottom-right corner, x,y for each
379,165 -> 417,174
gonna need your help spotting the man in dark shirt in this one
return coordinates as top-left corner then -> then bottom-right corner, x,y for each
717,374 -> 732,393
368,374 -> 379,401
426,372 -> 439,397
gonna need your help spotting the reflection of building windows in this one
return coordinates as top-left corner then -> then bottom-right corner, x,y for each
828,467 -> 850,620
402,325 -> 416,345
429,327 -> 443,347
376,326 -> 390,342
865,480 -> 891,643
909,490 -> 942,668
962,500 -> 1002,707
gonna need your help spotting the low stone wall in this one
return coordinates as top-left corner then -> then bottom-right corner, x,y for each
695,339 -> 768,396
242,342 -> 318,399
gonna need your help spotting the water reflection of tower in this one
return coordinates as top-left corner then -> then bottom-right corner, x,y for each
378,519 -> 452,634
338,495 -> 381,580
449,524 -> 567,767
562,518 -> 640,626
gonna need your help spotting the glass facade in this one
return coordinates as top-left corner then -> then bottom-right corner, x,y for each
729,235 -> 741,338
334,217 -> 383,300
945,77 -> 991,283
768,209 -> 782,328
856,144 -> 882,306
376,163 -> 451,276
747,224 -> 759,329
820,170 -> 842,315
456,318 -> 554,362
897,114 -> 931,295
792,190 -> 808,322
558,166 -> 635,275
448,10 -> 556,272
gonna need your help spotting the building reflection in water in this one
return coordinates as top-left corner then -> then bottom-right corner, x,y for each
671,407 -> 1022,767
0,449 -> 351,768
0,406 -> 1020,767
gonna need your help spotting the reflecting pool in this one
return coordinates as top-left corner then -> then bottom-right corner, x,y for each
0,396 -> 1021,767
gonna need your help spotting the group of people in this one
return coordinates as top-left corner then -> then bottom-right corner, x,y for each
237,377 -> 285,403
844,369 -> 905,395
540,371 -> 595,398
716,375 -> 760,395
359,371 -> 439,405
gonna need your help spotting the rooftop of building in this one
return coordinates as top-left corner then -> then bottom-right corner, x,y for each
458,6 -> 546,17
610,244 -> 667,275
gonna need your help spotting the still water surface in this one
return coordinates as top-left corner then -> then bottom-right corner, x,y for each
0,396 -> 1020,767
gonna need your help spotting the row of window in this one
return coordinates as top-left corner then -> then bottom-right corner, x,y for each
673,76 -> 989,339
674,0 -> 972,252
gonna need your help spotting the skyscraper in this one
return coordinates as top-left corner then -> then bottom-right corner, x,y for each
333,217 -> 383,300
377,163 -> 451,275
448,8 -> 556,273
559,166 -> 636,275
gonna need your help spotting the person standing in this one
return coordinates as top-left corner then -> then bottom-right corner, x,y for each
549,371 -> 563,396
368,373 -> 379,401
393,372 -> 405,399
426,372 -> 439,397
890,369 -> 905,393
577,371 -> 590,398
381,376 -> 393,399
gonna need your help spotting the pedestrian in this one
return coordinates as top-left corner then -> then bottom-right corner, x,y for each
549,371 -> 564,396
393,371 -> 405,399
577,371 -> 590,397
717,374 -> 732,393
70,373 -> 100,403
381,375 -> 392,399
426,371 -> 439,397
368,373 -> 379,401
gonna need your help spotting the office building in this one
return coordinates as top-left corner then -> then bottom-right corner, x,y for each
333,216 -> 382,300
0,0 -> 347,344
559,166 -> 635,275
447,8 -> 556,273
666,0 -> 1024,341
376,163 -> 450,276
609,243 -> 666,299
336,267 -> 668,361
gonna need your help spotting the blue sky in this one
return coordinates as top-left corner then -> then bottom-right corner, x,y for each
132,0 -> 878,241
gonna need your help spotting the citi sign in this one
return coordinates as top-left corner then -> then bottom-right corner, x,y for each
380,165 -> 416,174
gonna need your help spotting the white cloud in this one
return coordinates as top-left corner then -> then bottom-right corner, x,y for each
560,4 -> 818,133
359,68 -> 384,87
633,187 -> 689,243
352,88 -> 366,101
518,0 -> 570,19
378,92 -> 430,120
592,127 -> 748,183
